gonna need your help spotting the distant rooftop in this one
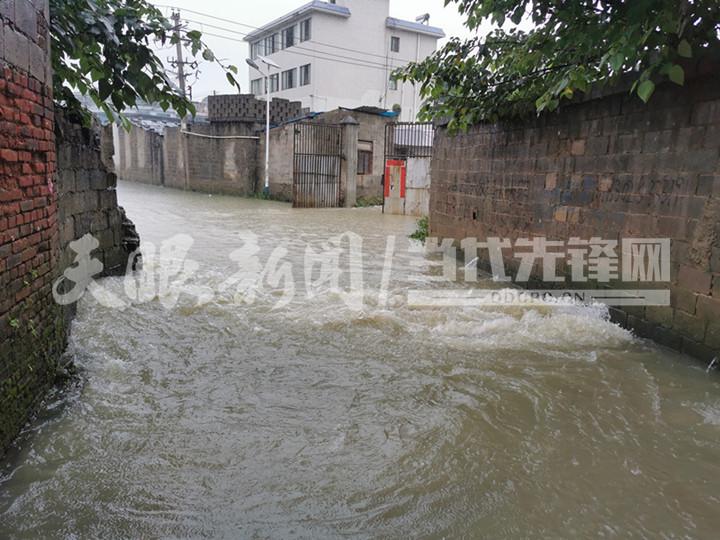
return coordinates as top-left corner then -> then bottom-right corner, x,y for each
386,17 -> 445,39
244,1 -> 351,42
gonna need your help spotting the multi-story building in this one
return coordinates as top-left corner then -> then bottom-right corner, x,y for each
244,0 -> 445,121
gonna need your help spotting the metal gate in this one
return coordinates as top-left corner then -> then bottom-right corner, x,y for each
293,123 -> 343,208
383,122 -> 435,216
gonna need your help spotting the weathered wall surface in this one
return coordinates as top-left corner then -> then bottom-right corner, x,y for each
56,112 -> 134,279
113,123 -> 164,186
116,108 -> 393,203
430,71 -> 720,361
260,123 -> 295,202
0,0 -> 64,454
162,123 -> 259,196
1,1 -> 138,455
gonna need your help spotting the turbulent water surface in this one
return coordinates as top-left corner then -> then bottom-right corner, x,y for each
1,182 -> 720,538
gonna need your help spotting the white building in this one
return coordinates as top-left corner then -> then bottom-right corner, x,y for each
244,0 -> 444,121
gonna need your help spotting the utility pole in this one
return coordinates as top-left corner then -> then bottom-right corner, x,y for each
171,11 -> 187,99
169,11 -> 192,191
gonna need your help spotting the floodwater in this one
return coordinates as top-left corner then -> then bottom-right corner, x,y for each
1,181 -> 719,538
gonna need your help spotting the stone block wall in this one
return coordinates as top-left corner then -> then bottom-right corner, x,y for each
56,111 -> 133,279
0,0 -> 64,455
430,69 -> 720,362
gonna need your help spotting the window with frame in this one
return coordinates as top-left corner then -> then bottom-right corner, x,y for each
282,26 -> 295,48
299,64 -> 311,86
300,19 -> 311,42
388,76 -> 398,91
251,41 -> 262,59
250,78 -> 263,95
390,36 -> 400,53
269,74 -> 279,93
264,34 -> 277,55
281,68 -> 297,90
357,141 -> 373,175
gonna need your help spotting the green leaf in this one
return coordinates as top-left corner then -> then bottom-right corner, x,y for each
609,53 -> 624,72
668,64 -> 684,85
637,80 -> 655,103
678,39 -> 692,58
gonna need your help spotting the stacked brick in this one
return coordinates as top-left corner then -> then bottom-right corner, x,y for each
208,94 -> 303,125
0,0 -> 64,454
430,66 -> 720,362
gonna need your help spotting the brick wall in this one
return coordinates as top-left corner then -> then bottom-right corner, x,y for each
0,0 -> 64,454
1,0 -> 139,455
430,69 -> 720,362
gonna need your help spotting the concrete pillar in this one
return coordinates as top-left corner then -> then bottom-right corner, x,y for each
341,115 -> 359,208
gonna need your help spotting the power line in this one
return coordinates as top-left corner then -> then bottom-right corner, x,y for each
155,4 -> 260,30
180,26 -> 399,73
158,4 -> 421,64
182,19 -> 399,70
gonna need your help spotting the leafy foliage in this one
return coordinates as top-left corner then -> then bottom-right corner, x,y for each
409,216 -> 430,243
50,0 -> 241,125
398,0 -> 720,130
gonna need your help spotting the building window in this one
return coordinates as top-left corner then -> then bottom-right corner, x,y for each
282,68 -> 296,90
300,19 -> 312,42
264,34 -> 277,55
282,26 -> 295,49
269,74 -> 279,93
251,78 -> 264,95
357,141 -> 373,175
251,41 -> 262,59
300,64 -> 311,86
390,36 -> 400,53
389,76 -> 398,91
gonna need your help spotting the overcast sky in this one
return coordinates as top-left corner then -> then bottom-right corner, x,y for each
150,0 -> 475,100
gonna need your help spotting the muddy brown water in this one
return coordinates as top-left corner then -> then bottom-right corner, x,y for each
1,181 -> 719,538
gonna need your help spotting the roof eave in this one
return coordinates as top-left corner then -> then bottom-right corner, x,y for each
385,17 -> 446,39
244,1 -> 351,42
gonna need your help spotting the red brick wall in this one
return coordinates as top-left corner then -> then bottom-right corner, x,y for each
0,66 -> 57,311
0,0 -> 65,454
430,70 -> 720,362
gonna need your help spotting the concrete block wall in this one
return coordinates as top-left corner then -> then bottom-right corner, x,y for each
430,69 -> 720,362
0,0 -> 64,455
162,123 -> 259,196
208,94 -> 303,125
113,123 -> 164,186
260,123 -> 295,202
